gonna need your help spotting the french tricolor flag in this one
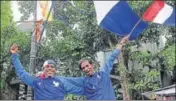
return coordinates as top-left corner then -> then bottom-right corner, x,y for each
93,0 -> 148,40
143,0 -> 175,26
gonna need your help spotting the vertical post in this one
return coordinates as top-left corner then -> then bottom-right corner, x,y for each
27,1 -> 37,100
118,52 -> 130,100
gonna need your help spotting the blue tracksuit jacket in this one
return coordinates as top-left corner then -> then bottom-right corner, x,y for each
11,54 -> 84,100
65,49 -> 120,100
11,48 -> 120,100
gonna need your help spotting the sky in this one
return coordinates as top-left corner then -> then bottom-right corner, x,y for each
10,1 -> 36,32
11,1 -> 33,22
11,1 -> 22,22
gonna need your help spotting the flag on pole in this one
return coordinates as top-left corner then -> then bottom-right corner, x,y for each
35,1 -> 53,42
94,0 -> 148,40
37,1 -> 53,21
143,0 -> 175,26
35,20 -> 43,42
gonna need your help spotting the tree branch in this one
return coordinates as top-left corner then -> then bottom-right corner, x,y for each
110,75 -> 121,80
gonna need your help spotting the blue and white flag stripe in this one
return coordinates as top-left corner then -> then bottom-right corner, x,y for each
94,0 -> 148,40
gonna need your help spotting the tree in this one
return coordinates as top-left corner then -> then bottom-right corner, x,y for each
1,1 -> 12,31
160,44 -> 175,71
1,1 -> 13,99
117,1 -> 175,99
0,1 -> 31,99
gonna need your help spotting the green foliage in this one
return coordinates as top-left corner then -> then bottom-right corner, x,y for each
130,51 -> 151,65
160,44 -> 175,70
129,51 -> 160,92
1,1 -> 12,31
36,1 -> 117,78
0,1 -> 31,99
0,1 -> 13,92
18,1 -> 35,21
125,0 -> 175,97
127,1 -> 152,17
129,68 -> 160,91
1,1 -> 30,64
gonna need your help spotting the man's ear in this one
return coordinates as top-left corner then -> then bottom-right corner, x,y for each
53,68 -> 56,71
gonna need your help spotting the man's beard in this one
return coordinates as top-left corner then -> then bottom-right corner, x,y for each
48,76 -> 52,78
46,72 -> 55,78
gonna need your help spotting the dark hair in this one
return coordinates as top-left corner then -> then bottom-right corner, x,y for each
43,60 -> 56,68
79,58 -> 93,70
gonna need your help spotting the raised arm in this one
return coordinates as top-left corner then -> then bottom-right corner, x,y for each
100,35 -> 129,74
10,44 -> 36,88
100,49 -> 120,74
58,76 -> 85,95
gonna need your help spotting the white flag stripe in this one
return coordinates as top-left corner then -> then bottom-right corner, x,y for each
153,3 -> 173,24
93,1 -> 119,25
37,1 -> 43,20
36,1 -> 52,21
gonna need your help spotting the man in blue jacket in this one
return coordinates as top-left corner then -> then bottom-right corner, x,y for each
67,35 -> 129,100
10,44 -> 84,100
10,34 -> 128,100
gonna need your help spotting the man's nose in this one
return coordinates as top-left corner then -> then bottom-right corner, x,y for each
85,67 -> 89,71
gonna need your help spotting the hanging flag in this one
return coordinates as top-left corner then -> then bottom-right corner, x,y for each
35,1 -> 53,42
94,0 -> 148,40
143,0 -> 175,26
37,1 -> 53,21
35,20 -> 43,42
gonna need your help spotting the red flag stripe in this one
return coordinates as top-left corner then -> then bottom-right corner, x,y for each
143,0 -> 165,21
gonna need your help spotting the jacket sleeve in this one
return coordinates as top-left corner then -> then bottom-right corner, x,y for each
58,76 -> 85,95
11,53 -> 36,88
100,49 -> 120,74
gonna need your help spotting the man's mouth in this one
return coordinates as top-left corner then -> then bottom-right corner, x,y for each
48,72 -> 53,74
86,69 -> 92,75
85,69 -> 90,73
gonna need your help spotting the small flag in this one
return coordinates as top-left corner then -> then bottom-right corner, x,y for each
143,0 -> 175,26
94,0 -> 148,40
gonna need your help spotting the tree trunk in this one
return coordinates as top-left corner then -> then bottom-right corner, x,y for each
107,38 -> 131,100
118,52 -> 131,100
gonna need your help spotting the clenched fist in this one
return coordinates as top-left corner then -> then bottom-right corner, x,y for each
117,34 -> 129,50
10,43 -> 19,54
120,34 -> 129,45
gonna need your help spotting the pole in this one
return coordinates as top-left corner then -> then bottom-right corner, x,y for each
27,1 -> 37,100
117,14 -> 143,101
